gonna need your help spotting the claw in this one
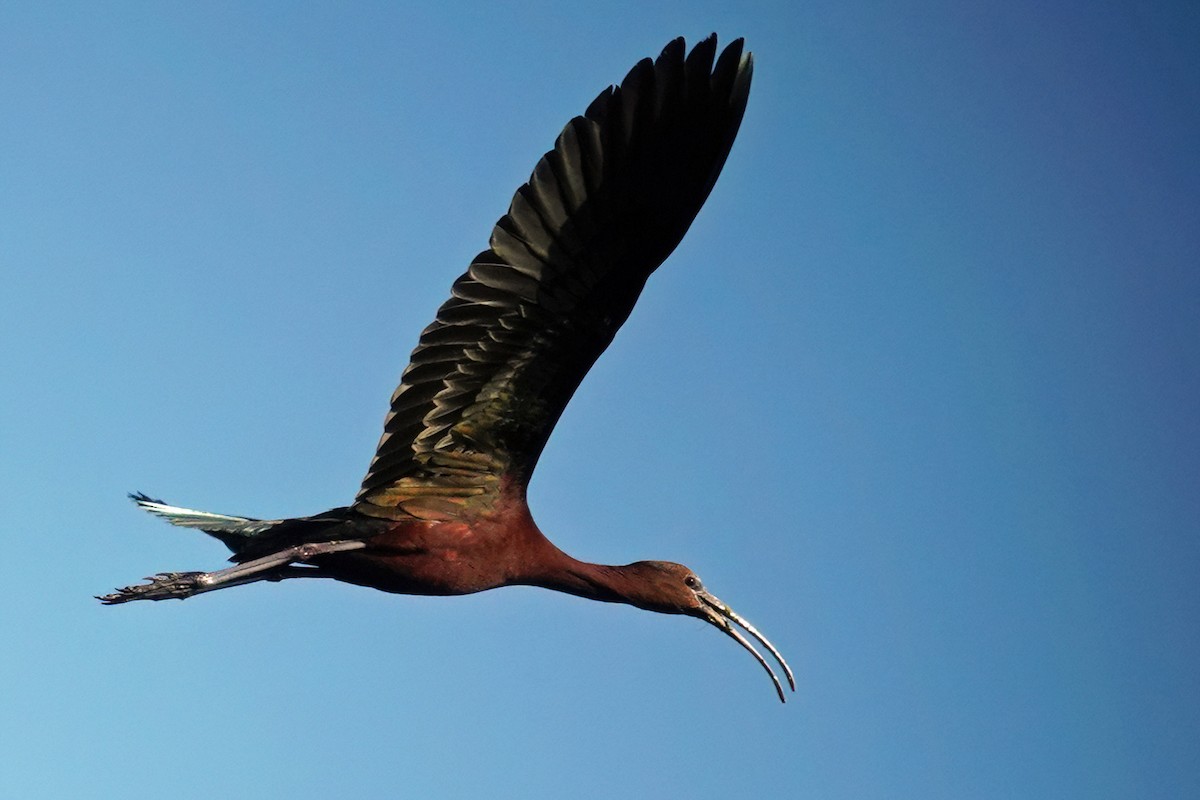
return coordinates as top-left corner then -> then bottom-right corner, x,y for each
97,571 -> 204,604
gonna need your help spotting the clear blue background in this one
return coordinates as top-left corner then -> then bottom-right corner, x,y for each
3,2 -> 1197,797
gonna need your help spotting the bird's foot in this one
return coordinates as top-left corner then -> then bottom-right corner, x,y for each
97,572 -> 205,604
98,540 -> 367,606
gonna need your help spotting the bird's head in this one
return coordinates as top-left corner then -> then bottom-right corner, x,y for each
619,560 -> 795,702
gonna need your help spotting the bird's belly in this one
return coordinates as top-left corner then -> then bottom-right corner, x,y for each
315,543 -> 506,597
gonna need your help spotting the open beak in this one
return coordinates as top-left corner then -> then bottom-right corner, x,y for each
697,590 -> 795,702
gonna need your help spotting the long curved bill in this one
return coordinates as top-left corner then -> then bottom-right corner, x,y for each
698,591 -> 795,702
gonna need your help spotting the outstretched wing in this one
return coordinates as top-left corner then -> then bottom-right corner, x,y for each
355,35 -> 753,521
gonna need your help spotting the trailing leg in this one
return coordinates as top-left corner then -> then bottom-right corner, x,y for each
97,540 -> 366,604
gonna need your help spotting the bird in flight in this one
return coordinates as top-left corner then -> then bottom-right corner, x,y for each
101,35 -> 794,702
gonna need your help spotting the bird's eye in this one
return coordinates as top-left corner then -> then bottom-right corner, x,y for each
684,575 -> 699,589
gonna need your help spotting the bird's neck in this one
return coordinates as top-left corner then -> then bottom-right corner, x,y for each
516,541 -> 636,606
495,497 -> 643,605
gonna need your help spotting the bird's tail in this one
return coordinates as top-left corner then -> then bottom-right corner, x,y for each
129,492 -> 279,553
129,492 -> 365,562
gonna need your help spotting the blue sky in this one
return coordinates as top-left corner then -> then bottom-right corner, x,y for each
2,2 -> 1198,797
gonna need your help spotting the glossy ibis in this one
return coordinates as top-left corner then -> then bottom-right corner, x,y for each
101,35 -> 795,702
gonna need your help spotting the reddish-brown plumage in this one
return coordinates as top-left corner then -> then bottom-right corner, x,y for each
318,481 -> 555,597
101,36 -> 795,701
323,484 -> 704,613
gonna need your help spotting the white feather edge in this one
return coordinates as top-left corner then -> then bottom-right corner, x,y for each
131,495 -> 277,536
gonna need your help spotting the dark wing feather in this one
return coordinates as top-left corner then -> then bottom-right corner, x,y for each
356,36 -> 753,520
